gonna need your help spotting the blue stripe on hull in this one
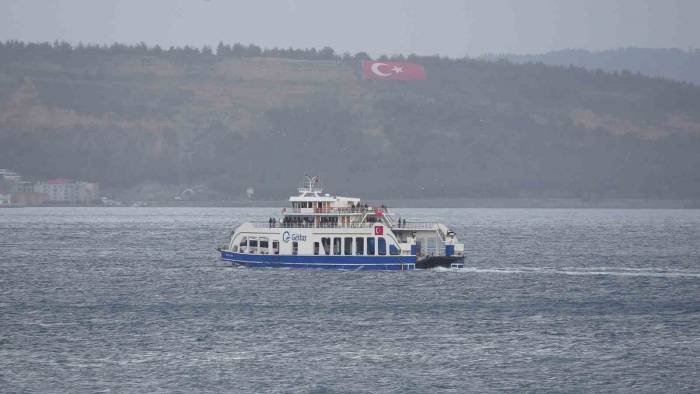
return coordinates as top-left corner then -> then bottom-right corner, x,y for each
220,251 -> 417,271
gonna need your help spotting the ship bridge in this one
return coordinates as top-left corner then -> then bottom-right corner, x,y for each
279,176 -> 388,228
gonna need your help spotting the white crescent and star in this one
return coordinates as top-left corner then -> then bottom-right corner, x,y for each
370,62 -> 406,77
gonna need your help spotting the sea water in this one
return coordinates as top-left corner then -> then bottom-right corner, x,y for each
1,207 -> 699,392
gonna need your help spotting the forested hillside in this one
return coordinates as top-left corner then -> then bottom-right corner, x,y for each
490,48 -> 700,86
1,41 -> 700,200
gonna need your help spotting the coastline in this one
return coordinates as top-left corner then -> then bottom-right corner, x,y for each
3,198 -> 699,209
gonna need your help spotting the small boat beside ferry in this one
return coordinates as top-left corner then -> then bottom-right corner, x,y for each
219,176 -> 464,270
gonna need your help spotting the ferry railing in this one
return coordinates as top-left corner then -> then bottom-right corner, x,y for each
285,207 -> 380,214
391,222 -> 441,230
250,220 -> 443,230
250,221 -> 379,229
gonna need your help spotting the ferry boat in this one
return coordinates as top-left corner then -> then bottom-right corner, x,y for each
219,176 -> 465,270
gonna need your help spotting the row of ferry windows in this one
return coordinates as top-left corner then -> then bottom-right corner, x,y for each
235,236 -> 399,256
295,201 -> 323,208
236,237 -> 280,254
316,237 -> 398,256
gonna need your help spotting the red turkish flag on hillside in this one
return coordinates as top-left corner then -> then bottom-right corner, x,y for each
362,60 -> 427,80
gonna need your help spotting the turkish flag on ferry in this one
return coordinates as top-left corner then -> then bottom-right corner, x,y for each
362,60 -> 427,80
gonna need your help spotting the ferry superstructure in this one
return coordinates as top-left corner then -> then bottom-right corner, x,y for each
219,176 -> 464,270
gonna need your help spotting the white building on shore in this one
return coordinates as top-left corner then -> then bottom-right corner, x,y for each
34,178 -> 99,203
0,169 -> 18,206
1,170 -> 99,205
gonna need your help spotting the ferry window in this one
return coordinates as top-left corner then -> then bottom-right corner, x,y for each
367,237 -> 375,255
333,237 -> 342,255
292,241 -> 298,255
239,236 -> 248,250
272,241 -> 279,255
344,237 -> 352,255
249,238 -> 258,254
314,242 -> 320,255
322,237 -> 331,255
378,237 -> 386,255
355,237 -> 364,255
259,237 -> 269,254
389,244 -> 400,255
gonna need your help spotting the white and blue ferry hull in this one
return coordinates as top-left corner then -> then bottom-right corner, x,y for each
220,251 -> 417,271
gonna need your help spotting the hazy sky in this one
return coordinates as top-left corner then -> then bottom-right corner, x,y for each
1,0 -> 698,57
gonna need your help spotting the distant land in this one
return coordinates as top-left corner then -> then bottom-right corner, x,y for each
1,41 -> 700,202
486,48 -> 700,86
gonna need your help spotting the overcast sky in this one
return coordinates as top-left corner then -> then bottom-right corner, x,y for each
1,0 -> 698,57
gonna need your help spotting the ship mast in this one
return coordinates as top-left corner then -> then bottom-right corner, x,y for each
298,175 -> 323,196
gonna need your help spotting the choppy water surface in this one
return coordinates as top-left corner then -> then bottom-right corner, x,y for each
1,207 -> 699,392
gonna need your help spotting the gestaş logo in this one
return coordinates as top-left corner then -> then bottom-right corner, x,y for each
282,231 -> 306,243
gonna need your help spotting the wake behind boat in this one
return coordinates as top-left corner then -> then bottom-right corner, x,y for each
219,176 -> 464,270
